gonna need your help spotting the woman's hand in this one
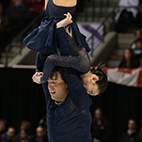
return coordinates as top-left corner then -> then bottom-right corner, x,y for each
32,72 -> 43,84
56,12 -> 73,28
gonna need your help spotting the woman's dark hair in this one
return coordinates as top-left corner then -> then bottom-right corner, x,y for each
90,63 -> 108,95
120,48 -> 133,69
122,48 -> 132,60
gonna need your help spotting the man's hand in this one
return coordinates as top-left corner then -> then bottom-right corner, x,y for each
32,72 -> 43,84
56,12 -> 73,28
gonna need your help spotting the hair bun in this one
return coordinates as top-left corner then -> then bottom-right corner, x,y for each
97,62 -> 105,69
94,62 -> 105,72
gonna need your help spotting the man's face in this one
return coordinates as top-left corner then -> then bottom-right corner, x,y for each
128,120 -> 136,131
48,72 -> 68,102
36,127 -> 45,138
95,110 -> 102,120
6,128 -> 15,138
20,130 -> 27,139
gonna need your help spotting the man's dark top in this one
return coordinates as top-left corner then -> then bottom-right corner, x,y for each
42,69 -> 92,142
119,131 -> 139,142
91,121 -> 112,142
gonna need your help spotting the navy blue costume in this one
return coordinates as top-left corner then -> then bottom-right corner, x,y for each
23,0 -> 90,55
23,1 -> 92,141
42,68 -> 92,142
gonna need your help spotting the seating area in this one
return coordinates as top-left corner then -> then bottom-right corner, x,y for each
0,0 -> 142,142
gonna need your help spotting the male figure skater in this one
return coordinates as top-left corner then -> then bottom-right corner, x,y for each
37,66 -> 92,142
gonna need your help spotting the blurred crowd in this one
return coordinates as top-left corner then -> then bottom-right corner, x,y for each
0,117 -> 48,142
87,108 -> 142,142
119,29 -> 142,69
1,108 -> 142,142
0,0 -> 44,57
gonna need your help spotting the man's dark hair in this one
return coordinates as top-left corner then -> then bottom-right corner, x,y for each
90,63 -> 108,95
49,66 -> 66,82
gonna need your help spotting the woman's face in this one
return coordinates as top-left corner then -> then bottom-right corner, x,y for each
81,74 -> 99,96
124,49 -> 131,60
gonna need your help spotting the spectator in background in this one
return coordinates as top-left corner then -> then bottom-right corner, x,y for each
115,0 -> 139,33
119,48 -> 139,69
1,127 -> 16,142
34,126 -> 48,142
132,38 -> 142,62
6,0 -> 31,35
0,119 -> 7,140
91,108 -> 112,142
119,119 -> 139,142
16,121 -> 33,141
130,29 -> 142,49
18,130 -> 31,142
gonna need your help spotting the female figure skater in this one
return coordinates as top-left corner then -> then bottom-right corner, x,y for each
32,13 -> 108,96
23,0 -> 107,95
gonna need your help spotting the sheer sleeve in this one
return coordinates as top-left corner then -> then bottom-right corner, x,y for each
40,48 -> 91,83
